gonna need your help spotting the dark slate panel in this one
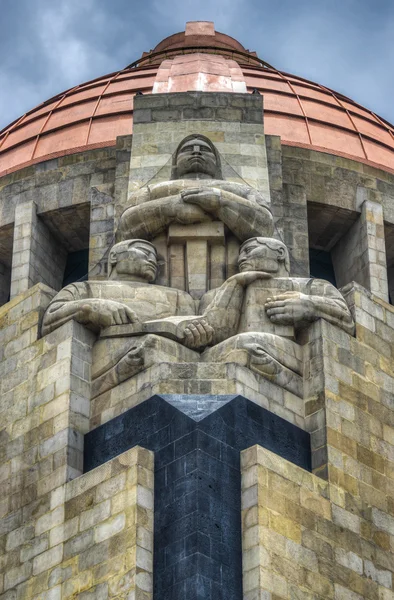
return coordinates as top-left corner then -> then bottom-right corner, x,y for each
84,394 -> 311,600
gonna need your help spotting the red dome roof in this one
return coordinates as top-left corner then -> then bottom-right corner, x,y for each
1,22 -> 393,177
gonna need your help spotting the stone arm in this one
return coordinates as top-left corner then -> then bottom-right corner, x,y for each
117,181 -> 273,242
117,183 -> 209,241
198,271 -> 272,346
265,279 -> 355,335
42,286 -> 138,336
305,283 -> 355,335
182,187 -> 273,241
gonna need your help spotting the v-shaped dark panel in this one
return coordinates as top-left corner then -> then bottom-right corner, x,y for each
84,395 -> 311,600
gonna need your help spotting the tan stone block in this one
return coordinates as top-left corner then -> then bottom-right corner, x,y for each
94,513 -> 126,543
242,465 -> 259,490
80,500 -> 111,532
243,524 -> 260,550
300,487 -> 331,520
137,526 -> 153,553
258,506 -> 270,528
242,505 -> 259,531
243,545 -> 270,572
269,512 -> 301,543
35,506 -> 64,536
50,517 -> 78,547
136,506 -> 154,532
242,565 -> 261,593
259,567 -> 288,597
4,562 -> 33,592
268,472 -> 300,503
96,473 -> 127,502
260,487 -> 287,515
32,543 -> 63,575
242,485 -> 259,510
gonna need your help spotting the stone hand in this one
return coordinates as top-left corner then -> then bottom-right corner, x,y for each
78,300 -> 139,329
181,188 -> 221,213
227,271 -> 272,287
244,343 -> 280,375
116,346 -> 144,380
183,318 -> 214,349
265,292 -> 315,325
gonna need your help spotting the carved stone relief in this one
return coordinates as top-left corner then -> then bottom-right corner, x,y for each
117,135 -> 274,298
42,136 -> 355,399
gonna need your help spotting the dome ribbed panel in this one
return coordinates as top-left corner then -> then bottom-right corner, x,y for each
1,45 -> 393,176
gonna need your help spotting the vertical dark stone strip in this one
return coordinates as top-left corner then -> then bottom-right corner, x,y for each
84,395 -> 311,600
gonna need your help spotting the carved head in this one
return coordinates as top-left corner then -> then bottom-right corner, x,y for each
238,238 -> 290,276
108,240 -> 158,282
172,134 -> 222,180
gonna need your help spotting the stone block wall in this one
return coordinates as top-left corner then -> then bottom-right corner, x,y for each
282,145 -> 394,292
1,445 -> 153,599
332,200 -> 389,302
0,149 -> 117,228
1,282 -> 394,598
302,282 -> 394,482
0,148 -> 119,304
10,202 -> 67,299
242,444 -> 394,599
0,286 -> 155,598
88,188 -> 115,280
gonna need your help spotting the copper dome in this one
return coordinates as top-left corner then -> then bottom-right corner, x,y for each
1,21 -> 393,177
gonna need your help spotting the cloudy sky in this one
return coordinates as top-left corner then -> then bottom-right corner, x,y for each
1,0 -> 393,131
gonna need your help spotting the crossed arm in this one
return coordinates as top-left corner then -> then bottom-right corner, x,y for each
117,182 -> 273,242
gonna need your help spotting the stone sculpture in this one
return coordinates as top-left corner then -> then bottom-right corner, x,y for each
42,239 -> 212,397
199,237 -> 355,395
42,134 -> 355,400
42,234 -> 354,399
117,134 -> 273,243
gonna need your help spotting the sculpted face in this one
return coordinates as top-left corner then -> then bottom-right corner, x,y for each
176,137 -> 217,178
238,238 -> 288,275
110,241 -> 158,282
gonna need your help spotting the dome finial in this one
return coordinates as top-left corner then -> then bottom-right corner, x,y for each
185,21 -> 215,37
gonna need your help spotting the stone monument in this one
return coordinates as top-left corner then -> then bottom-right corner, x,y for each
1,21 -> 394,600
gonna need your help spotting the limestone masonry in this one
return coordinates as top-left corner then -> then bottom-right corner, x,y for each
1,21 -> 394,600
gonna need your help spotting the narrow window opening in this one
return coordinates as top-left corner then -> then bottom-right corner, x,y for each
62,249 -> 89,287
309,248 -> 336,286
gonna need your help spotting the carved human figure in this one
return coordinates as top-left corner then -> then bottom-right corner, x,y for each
197,237 -> 355,395
42,240 -> 213,397
117,134 -> 273,243
42,235 -> 354,399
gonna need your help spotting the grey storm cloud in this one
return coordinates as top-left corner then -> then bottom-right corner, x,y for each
0,0 -> 393,131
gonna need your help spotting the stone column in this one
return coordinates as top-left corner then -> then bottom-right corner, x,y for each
281,183 -> 309,277
11,201 -> 67,298
332,199 -> 389,302
168,221 -> 225,299
88,187 -> 115,279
